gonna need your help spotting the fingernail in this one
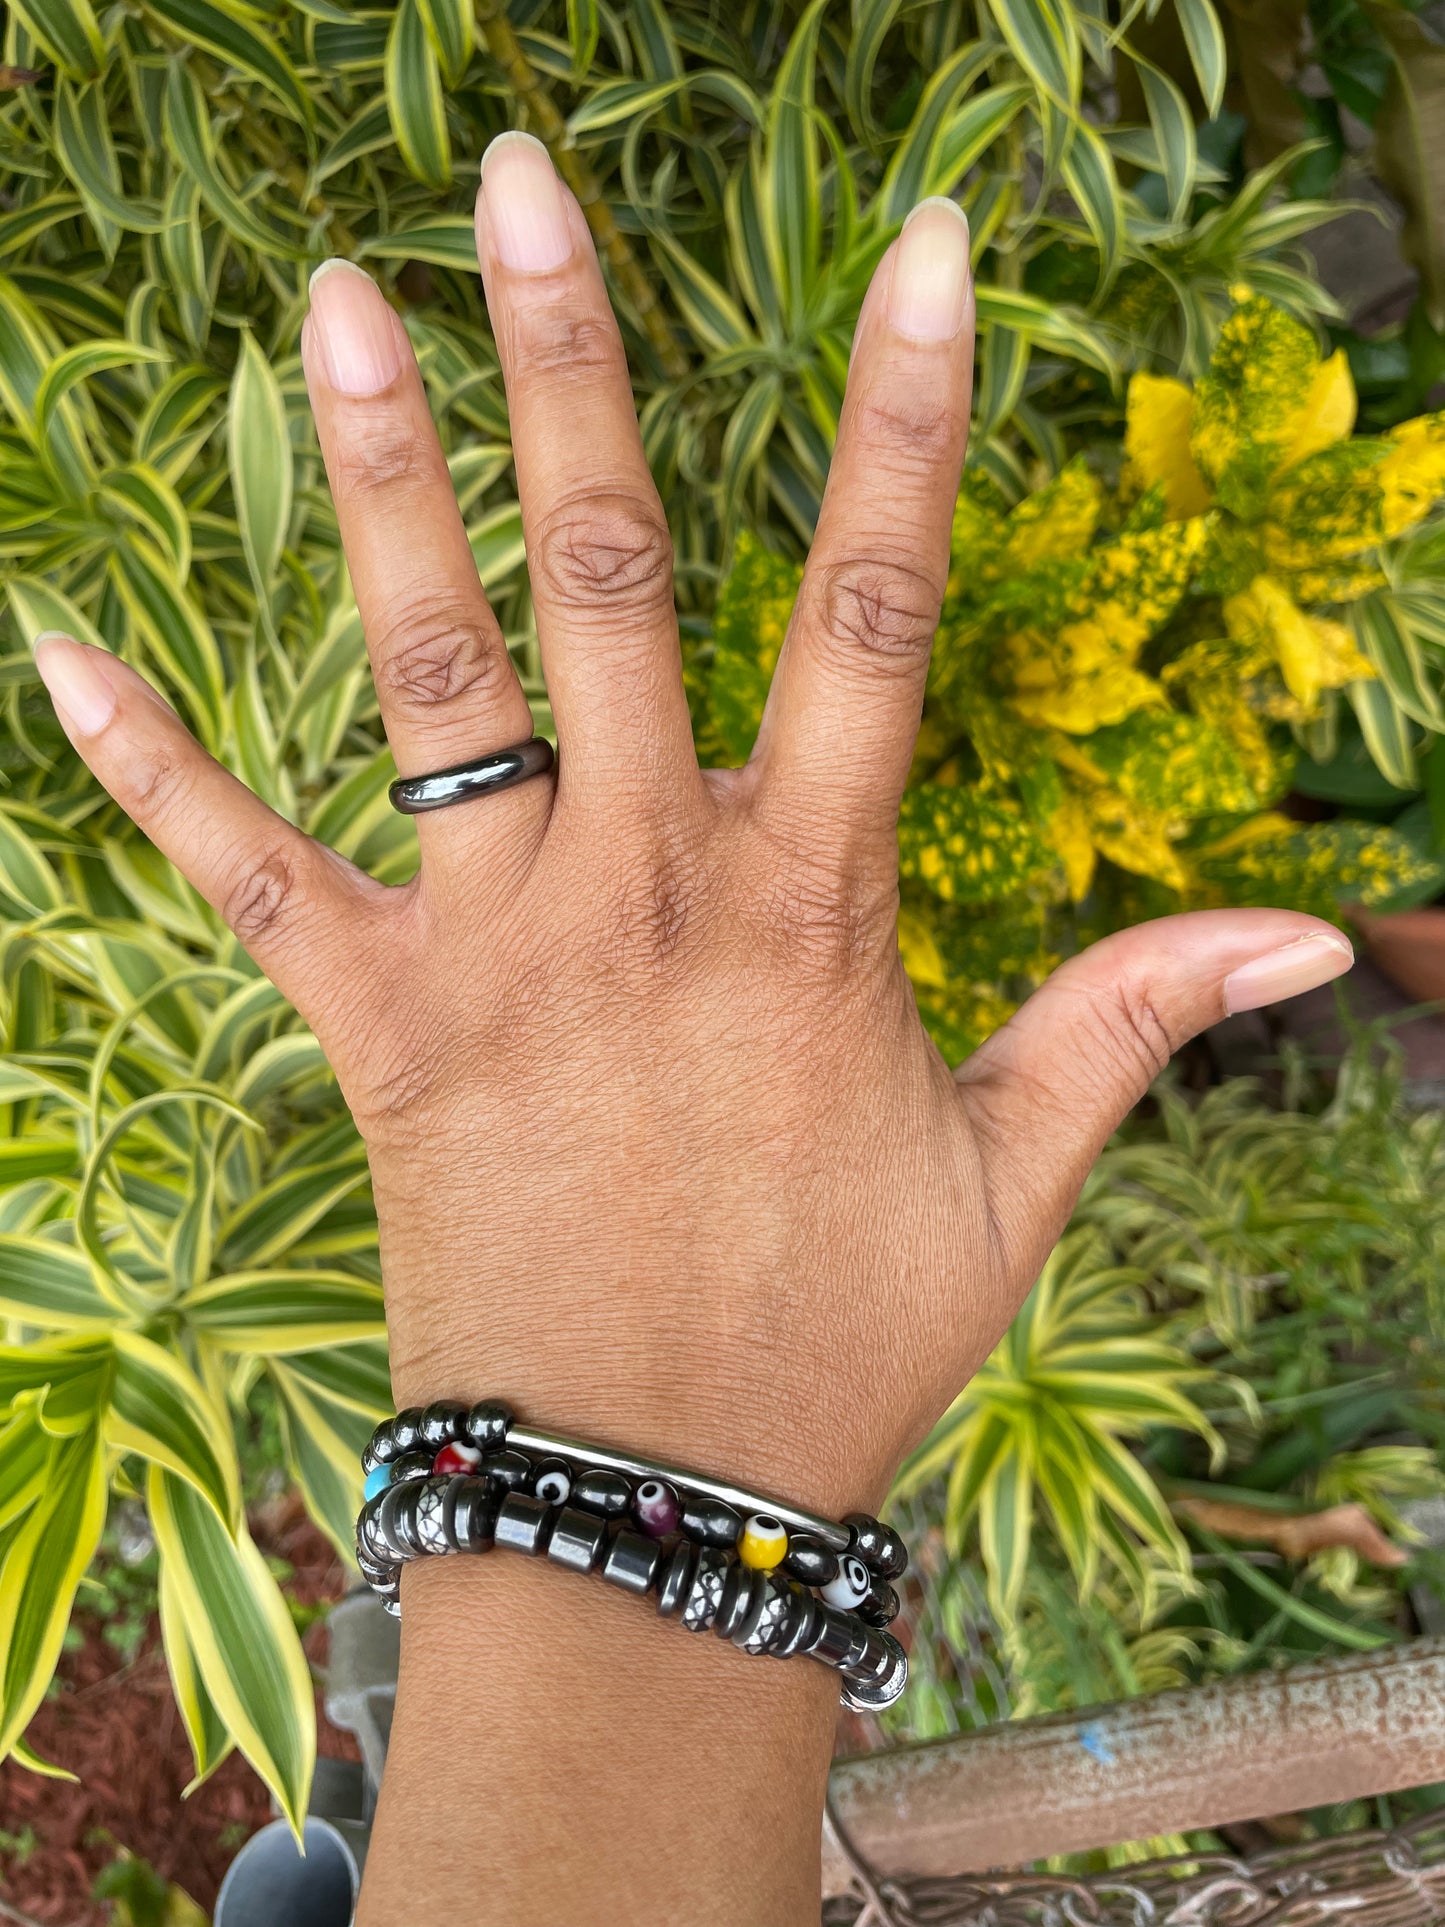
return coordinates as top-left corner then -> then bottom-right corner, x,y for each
479,131 -> 572,273
307,259 -> 401,397
1222,933 -> 1354,1015
887,198 -> 971,343
33,633 -> 117,737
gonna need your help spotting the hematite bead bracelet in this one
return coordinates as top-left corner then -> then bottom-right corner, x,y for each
356,1401 -> 908,1712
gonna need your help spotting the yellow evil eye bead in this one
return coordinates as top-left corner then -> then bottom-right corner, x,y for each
738,1513 -> 788,1570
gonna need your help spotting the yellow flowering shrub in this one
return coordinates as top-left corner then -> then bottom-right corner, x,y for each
701,298 -> 1445,1058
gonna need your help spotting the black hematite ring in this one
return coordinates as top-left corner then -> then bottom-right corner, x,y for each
388,738 -> 555,814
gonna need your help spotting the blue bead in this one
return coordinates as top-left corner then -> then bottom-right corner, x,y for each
364,1463 -> 393,1501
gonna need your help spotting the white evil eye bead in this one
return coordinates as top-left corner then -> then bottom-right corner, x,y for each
535,1466 -> 572,1505
822,1554 -> 870,1609
738,1513 -> 788,1570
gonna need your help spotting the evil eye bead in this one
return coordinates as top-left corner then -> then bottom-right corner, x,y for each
632,1478 -> 681,1539
821,1553 -> 871,1610
363,1463 -> 394,1503
738,1513 -> 788,1571
432,1440 -> 483,1477
532,1458 -> 572,1506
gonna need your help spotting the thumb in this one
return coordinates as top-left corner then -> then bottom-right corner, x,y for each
953,908 -> 1352,1279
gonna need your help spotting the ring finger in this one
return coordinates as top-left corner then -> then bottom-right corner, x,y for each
301,261 -> 542,864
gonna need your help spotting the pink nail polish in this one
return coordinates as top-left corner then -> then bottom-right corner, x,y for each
479,131 -> 573,273
307,259 -> 402,397
886,197 -> 971,343
1222,933 -> 1354,1014
33,633 -> 118,737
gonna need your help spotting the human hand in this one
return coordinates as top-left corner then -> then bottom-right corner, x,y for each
31,133 -> 1351,1524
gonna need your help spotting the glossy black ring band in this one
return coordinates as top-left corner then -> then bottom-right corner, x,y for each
388,737 -> 555,815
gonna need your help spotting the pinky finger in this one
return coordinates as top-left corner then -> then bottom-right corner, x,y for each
31,633 -> 379,1013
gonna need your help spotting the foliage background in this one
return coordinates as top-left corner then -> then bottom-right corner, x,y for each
0,0 -> 1443,1843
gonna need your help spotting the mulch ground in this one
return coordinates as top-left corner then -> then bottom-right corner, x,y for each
0,1497 -> 359,1927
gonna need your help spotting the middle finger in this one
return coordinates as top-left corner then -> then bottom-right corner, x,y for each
474,133 -> 700,809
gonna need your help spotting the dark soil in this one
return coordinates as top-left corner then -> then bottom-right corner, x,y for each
0,1498 -> 359,1927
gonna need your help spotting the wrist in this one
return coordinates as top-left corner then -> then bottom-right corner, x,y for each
360,1555 -> 837,1927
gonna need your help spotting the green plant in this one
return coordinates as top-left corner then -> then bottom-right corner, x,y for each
892,1029 -> 1444,1741
705,295 -> 1445,1056
894,1227 -> 1225,1621
0,0 -> 1439,1829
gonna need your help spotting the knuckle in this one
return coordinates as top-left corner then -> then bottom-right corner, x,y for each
517,311 -> 624,382
532,490 -> 673,620
330,416 -> 439,501
374,607 -> 509,715
126,747 -> 192,822
856,392 -> 961,470
757,851 -> 878,981
813,556 -> 940,673
1094,979 -> 1174,1089
602,839 -> 702,976
224,848 -> 302,946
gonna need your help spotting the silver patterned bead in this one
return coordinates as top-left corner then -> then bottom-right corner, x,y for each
681,1548 -> 727,1632
740,1577 -> 790,1655
414,1476 -> 453,1555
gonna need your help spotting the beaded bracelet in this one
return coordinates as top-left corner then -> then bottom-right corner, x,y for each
355,1400 -> 909,1712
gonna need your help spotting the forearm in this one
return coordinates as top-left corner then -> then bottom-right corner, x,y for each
360,1554 -> 838,1925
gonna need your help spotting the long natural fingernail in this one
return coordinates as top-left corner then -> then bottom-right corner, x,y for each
887,198 -> 971,343
479,131 -> 573,273
33,633 -> 117,737
1222,933 -> 1353,1015
307,259 -> 401,397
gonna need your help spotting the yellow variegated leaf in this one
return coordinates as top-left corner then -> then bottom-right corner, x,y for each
1225,574 -> 1374,708
1048,785 -> 1096,901
1124,372 -> 1210,519
896,905 -> 948,988
1377,410 -> 1445,538
1008,662 -> 1166,733
149,1467 -> 314,1832
1278,348 -> 1357,471
158,1557 -> 234,1791
1004,461 -> 1100,571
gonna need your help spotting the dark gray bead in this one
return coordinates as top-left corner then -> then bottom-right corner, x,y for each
655,1540 -> 697,1617
547,1506 -> 608,1575
713,1563 -> 763,1642
380,1593 -> 402,1619
362,1420 -> 398,1474
727,1572 -> 773,1652
783,1535 -> 839,1587
449,1476 -> 497,1552
494,1492 -> 552,1557
770,1582 -> 820,1660
530,1456 -> 573,1506
389,1451 -> 434,1486
680,1497 -> 741,1548
601,1528 -> 660,1595
419,1401 -> 468,1448
844,1512 -> 907,1579
858,1576 -> 901,1627
463,1399 -> 512,1452
357,1497 -> 392,1566
481,1449 -> 531,1492
390,1406 -> 425,1454
378,1482 -> 425,1560
680,1549 -> 728,1633
806,1599 -> 869,1670
355,1545 -> 394,1587
572,1469 -> 631,1517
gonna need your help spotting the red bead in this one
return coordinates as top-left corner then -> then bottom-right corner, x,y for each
433,1441 -> 482,1476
